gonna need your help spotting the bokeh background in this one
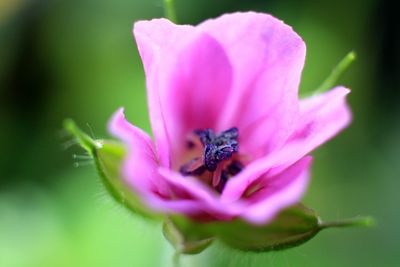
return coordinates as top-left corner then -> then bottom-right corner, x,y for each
1,0 -> 399,266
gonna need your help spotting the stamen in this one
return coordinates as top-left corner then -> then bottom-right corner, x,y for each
180,127 -> 244,193
179,157 -> 205,176
227,161 -> 244,176
195,127 -> 239,171
212,165 -> 223,187
186,140 -> 196,149
215,145 -> 236,161
216,170 -> 228,193
219,127 -> 238,140
204,143 -> 218,171
194,129 -> 215,145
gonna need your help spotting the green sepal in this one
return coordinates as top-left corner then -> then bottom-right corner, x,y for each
95,141 -> 159,219
211,204 -> 373,252
63,119 -> 159,219
167,204 -> 373,253
166,204 -> 320,253
163,218 -> 214,254
209,204 -> 321,252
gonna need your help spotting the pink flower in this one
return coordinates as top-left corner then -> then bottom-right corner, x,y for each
109,12 -> 351,225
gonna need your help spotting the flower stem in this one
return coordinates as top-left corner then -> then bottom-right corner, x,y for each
319,216 -> 375,230
163,0 -> 177,23
173,252 -> 181,267
315,51 -> 356,94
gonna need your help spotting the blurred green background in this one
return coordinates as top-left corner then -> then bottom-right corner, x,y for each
0,0 -> 399,266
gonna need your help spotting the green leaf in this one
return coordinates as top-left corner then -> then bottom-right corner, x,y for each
63,119 -> 159,219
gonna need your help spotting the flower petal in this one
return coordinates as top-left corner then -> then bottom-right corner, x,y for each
241,157 -> 312,224
109,108 -> 241,218
221,86 -> 351,202
134,19 -> 194,167
109,109 -> 212,215
108,108 -> 165,194
277,86 -> 352,168
165,34 -> 233,160
199,12 -> 306,157
134,19 -> 233,166
143,197 -> 207,216
159,168 -> 244,220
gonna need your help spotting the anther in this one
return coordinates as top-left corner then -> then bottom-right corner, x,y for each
204,143 -> 218,171
227,161 -> 244,176
186,140 -> 196,149
195,127 -> 240,171
179,157 -> 206,176
219,127 -> 238,140
216,170 -> 229,193
194,129 -> 215,145
180,127 -> 244,193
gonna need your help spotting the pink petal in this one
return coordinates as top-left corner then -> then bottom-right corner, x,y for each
142,197 -> 207,216
109,109 -> 215,215
221,86 -> 351,202
134,19 -> 194,168
277,86 -> 352,168
165,34 -> 233,160
159,168 -> 244,220
134,19 -> 233,166
109,109 -> 242,218
199,12 -> 306,157
241,157 -> 312,224
108,108 -> 166,195
220,151 -> 280,203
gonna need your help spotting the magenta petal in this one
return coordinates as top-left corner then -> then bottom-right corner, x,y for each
241,157 -> 311,224
165,34 -> 233,158
199,12 -> 306,156
109,108 -> 154,150
108,108 -> 165,194
221,151 -> 280,203
142,197 -> 206,216
109,109 -> 207,215
278,86 -> 352,167
159,168 -> 243,220
222,86 -> 351,202
134,19 -> 233,165
134,19 -> 194,167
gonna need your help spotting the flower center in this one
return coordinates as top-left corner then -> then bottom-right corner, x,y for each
179,127 -> 244,192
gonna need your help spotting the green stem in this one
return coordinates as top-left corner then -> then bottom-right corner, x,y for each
319,216 -> 375,230
163,0 -> 177,23
315,51 -> 356,94
173,251 -> 181,267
